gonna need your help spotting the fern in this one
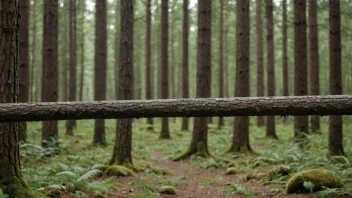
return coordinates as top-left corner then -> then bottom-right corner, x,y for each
0,188 -> 9,198
77,169 -> 102,182
316,188 -> 339,198
56,171 -> 77,177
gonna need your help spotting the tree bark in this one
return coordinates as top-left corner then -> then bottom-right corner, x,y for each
282,0 -> 289,122
66,0 -> 77,135
309,0 -> 320,133
93,0 -> 107,145
160,0 -> 170,139
256,0 -> 265,126
181,0 -> 190,131
218,0 -> 224,129
229,0 -> 252,153
42,0 -> 59,145
19,0 -> 30,142
114,0 -> 119,100
79,0 -> 85,101
294,0 -> 308,138
266,0 -> 277,139
329,0 -> 344,156
0,1 -> 36,197
145,0 -> 153,129
1,96 -> 352,122
110,0 -> 134,167
30,0 -> 38,102
174,0 -> 212,160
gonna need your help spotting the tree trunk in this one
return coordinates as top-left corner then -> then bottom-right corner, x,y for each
329,0 -> 344,156
294,0 -> 308,138
145,0 -> 153,129
30,0 -> 38,102
93,0 -> 107,145
266,0 -> 277,139
218,0 -> 224,129
66,0 -> 77,135
160,0 -> 170,139
110,0 -> 134,167
114,0 -> 119,100
309,0 -> 320,133
19,0 -> 30,142
229,0 -> 252,153
256,0 -> 265,127
174,0 -> 212,160
181,0 -> 190,131
79,0 -> 85,101
61,0 -> 69,102
42,0 -> 59,145
1,96 -> 352,122
0,2 -> 36,196
282,0 -> 289,122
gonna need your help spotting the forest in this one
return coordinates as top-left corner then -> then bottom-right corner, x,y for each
0,0 -> 352,197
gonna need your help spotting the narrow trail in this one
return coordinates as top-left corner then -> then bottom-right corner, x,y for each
148,150 -> 239,198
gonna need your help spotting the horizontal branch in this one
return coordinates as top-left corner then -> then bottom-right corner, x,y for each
0,95 -> 351,122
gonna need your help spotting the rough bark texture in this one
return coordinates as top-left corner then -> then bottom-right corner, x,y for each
145,0 -> 153,129
218,0 -> 224,128
93,0 -> 107,145
110,0 -> 134,166
0,1 -> 36,197
181,0 -> 189,131
329,0 -> 344,156
266,0 -> 277,139
42,0 -> 59,144
79,0 -> 85,101
309,0 -> 320,133
66,0 -> 77,135
19,0 -> 30,141
282,0 -> 289,122
174,0 -> 212,160
294,0 -> 308,138
229,0 -> 252,153
1,96 -> 352,122
160,0 -> 170,139
256,0 -> 265,126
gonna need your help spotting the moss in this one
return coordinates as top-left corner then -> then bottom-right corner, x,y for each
104,165 -> 134,177
173,141 -> 211,161
92,164 -> 109,172
159,186 -> 177,195
286,168 -> 342,194
227,161 -> 237,168
226,167 -> 237,175
226,145 -> 258,156
146,166 -> 173,175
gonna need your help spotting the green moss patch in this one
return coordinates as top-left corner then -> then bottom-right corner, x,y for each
286,168 -> 342,194
104,165 -> 134,177
159,186 -> 177,195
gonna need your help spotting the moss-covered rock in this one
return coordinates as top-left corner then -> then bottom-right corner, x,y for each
226,167 -> 237,175
286,168 -> 342,194
159,186 -> 177,195
104,165 -> 134,177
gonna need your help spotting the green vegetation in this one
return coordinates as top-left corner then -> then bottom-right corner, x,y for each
20,118 -> 352,197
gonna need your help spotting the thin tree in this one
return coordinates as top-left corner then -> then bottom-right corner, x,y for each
218,0 -> 225,129
181,0 -> 190,131
256,0 -> 265,126
174,0 -> 212,160
66,0 -> 77,135
266,0 -> 277,139
146,0 -> 153,130
42,0 -> 59,144
93,0 -> 107,145
228,0 -> 253,153
0,2 -> 36,196
309,0 -> 320,133
160,0 -> 170,139
19,0 -> 30,142
79,0 -> 86,101
110,0 -> 134,167
30,0 -> 38,102
329,0 -> 344,155
114,0 -> 119,99
282,0 -> 289,122
294,0 -> 308,138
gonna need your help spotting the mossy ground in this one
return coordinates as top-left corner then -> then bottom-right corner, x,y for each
16,117 -> 352,197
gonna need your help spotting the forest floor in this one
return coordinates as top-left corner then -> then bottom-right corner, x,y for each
20,117 -> 352,198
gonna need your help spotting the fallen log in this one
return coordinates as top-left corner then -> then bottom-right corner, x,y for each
0,95 -> 352,122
